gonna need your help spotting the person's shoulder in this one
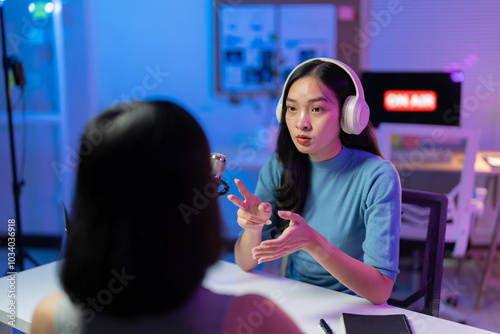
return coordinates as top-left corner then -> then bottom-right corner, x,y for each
263,152 -> 281,168
347,147 -> 398,176
347,147 -> 390,166
346,146 -> 378,160
225,294 -> 302,334
30,291 -> 65,334
259,153 -> 283,178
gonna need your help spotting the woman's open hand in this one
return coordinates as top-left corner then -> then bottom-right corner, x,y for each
251,211 -> 319,263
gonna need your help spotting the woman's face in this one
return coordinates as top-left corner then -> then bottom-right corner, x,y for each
285,76 -> 342,162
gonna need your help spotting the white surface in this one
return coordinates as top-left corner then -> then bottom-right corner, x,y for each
0,260 -> 496,334
0,262 -> 61,333
204,261 -> 493,334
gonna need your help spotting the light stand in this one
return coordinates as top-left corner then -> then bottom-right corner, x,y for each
1,2 -> 39,271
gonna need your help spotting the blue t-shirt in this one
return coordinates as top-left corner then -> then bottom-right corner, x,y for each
254,146 -> 401,294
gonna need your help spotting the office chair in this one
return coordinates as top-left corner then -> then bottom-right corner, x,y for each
388,188 -> 448,317
377,123 -> 482,258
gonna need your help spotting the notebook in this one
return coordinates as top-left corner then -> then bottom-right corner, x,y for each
340,313 -> 413,334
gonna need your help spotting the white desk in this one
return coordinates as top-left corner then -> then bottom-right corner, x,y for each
0,261 -> 497,334
0,262 -> 61,333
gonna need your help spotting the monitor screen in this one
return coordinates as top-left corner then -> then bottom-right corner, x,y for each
361,72 -> 461,127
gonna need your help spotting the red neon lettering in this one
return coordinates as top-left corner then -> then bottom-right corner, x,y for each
383,90 -> 437,112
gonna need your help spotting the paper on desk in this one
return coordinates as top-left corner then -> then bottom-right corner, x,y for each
483,155 -> 500,168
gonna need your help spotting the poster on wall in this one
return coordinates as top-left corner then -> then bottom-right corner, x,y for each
218,4 -> 337,93
278,4 -> 337,82
219,5 -> 276,92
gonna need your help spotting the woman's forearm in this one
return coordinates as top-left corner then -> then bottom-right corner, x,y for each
234,229 -> 263,272
305,231 -> 394,305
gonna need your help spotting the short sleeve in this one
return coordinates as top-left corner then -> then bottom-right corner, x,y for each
362,161 -> 401,282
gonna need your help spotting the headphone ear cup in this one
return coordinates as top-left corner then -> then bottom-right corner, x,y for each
341,96 -> 370,135
276,99 -> 283,123
341,95 -> 356,134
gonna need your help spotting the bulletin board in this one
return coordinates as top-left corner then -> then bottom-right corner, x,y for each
214,0 -> 361,95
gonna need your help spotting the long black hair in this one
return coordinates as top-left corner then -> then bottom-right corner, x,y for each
61,101 -> 223,317
273,59 -> 381,236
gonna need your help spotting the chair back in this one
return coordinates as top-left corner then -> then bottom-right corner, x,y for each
388,188 -> 448,317
377,123 -> 480,257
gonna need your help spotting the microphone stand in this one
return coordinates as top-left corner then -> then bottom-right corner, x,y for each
1,3 -> 38,271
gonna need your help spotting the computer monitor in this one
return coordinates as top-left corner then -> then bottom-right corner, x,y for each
362,72 -> 462,127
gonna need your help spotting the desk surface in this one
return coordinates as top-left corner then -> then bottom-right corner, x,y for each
391,150 -> 500,175
0,261 -> 496,334
0,262 -> 61,333
204,261 -> 496,334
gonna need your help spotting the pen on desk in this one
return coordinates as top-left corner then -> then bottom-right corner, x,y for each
319,318 -> 333,334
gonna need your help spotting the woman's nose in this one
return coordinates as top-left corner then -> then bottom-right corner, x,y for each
296,111 -> 311,130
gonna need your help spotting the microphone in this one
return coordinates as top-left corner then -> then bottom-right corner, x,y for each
210,153 -> 229,196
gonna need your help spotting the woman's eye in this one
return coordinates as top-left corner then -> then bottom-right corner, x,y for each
287,106 -> 296,112
312,107 -> 322,112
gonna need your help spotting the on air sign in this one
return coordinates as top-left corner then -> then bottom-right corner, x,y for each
383,90 -> 437,112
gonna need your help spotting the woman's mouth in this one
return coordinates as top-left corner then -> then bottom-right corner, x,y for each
296,135 -> 311,145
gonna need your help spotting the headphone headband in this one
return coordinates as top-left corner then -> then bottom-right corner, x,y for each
275,58 -> 369,135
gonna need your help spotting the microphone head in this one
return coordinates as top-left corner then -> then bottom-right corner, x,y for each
210,153 -> 229,196
210,153 -> 226,180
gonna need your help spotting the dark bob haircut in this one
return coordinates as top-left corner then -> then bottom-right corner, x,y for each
61,100 -> 223,317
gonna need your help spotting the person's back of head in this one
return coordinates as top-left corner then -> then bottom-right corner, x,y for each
61,100 -> 223,318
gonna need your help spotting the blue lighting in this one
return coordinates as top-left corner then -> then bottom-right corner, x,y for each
450,71 -> 465,83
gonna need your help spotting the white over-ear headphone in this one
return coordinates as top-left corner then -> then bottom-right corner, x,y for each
275,58 -> 370,135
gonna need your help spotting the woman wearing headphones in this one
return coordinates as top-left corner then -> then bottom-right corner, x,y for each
228,58 -> 401,305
